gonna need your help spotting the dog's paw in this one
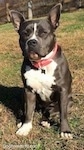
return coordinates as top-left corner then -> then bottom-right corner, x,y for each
41,121 -> 50,128
61,132 -> 73,139
16,122 -> 32,136
17,122 -> 22,128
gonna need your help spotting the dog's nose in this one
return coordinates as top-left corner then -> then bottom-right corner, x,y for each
28,39 -> 37,46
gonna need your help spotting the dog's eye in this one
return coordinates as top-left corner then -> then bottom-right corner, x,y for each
39,30 -> 47,37
26,29 -> 32,36
23,31 -> 28,36
22,30 -> 32,37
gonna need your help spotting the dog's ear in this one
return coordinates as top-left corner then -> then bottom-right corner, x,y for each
48,3 -> 62,29
9,10 -> 25,31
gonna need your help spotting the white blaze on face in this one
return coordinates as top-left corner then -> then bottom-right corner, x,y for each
26,23 -> 38,50
34,23 -> 37,34
29,23 -> 38,41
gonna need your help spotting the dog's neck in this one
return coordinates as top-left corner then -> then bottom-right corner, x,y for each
31,43 -> 58,69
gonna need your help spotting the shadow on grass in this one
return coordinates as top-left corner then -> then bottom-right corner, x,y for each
0,85 -> 24,123
0,84 -> 60,131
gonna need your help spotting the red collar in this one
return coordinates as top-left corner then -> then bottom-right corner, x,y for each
32,43 -> 58,69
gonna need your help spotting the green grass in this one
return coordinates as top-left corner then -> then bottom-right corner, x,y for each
0,9 -> 84,150
61,23 -> 84,32
0,23 -> 13,32
60,10 -> 84,32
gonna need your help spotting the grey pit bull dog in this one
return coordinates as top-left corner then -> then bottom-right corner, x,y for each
10,3 -> 73,139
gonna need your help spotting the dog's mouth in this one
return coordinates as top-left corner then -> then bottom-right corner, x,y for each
28,51 -> 41,62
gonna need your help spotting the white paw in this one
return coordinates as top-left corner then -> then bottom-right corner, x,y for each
16,122 -> 32,136
41,121 -> 50,128
61,132 -> 73,139
17,122 -> 22,128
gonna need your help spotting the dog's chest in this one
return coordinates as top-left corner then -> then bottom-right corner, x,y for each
24,60 -> 57,101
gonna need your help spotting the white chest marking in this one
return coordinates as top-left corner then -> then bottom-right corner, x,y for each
24,60 -> 57,101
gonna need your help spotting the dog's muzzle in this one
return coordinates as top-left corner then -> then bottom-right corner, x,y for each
26,39 -> 41,61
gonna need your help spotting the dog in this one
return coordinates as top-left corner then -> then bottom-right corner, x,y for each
10,3 -> 73,139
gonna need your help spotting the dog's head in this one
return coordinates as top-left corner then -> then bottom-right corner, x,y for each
10,3 -> 62,62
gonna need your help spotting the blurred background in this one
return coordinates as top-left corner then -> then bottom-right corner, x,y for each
0,0 -> 84,24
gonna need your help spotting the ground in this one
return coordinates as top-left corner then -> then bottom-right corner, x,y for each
0,9 -> 84,150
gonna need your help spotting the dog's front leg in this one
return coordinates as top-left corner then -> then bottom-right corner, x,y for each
16,88 -> 36,136
60,88 -> 73,139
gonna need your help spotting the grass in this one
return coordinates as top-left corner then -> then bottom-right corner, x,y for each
0,9 -> 84,150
